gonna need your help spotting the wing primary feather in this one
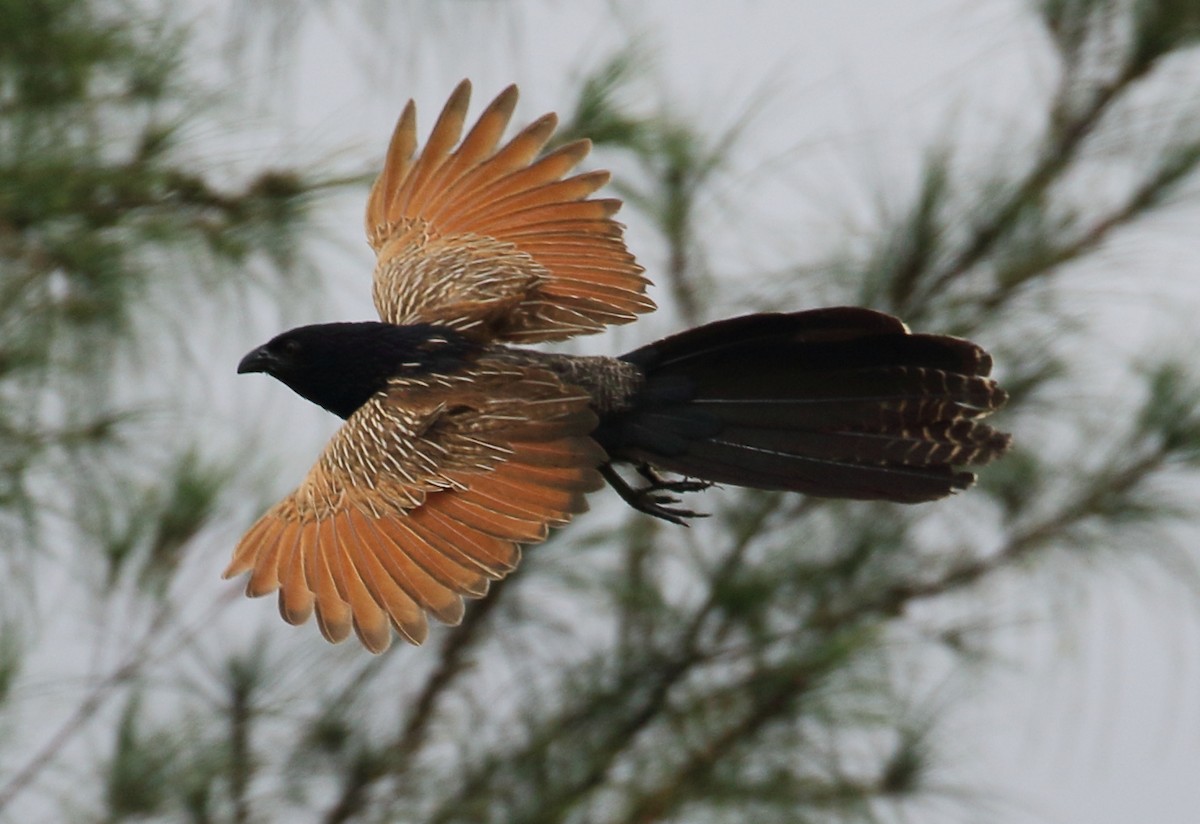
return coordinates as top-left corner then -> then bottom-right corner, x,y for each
277,521 -> 314,625
481,112 -> 558,174
237,518 -> 286,594
353,512 -> 476,622
433,145 -> 597,223
224,514 -> 277,578
338,515 -> 412,652
346,514 -> 434,643
309,519 -> 353,644
492,219 -> 625,239
409,87 -> 520,220
412,506 -> 521,576
450,172 -> 611,229
366,100 -> 418,245
327,517 -> 393,653
434,112 -> 558,215
245,520 -> 294,598
447,83 -> 519,168
448,471 -> 566,519
427,110 -> 588,221
368,515 -> 489,600
397,79 -> 472,218
481,199 -> 622,233
436,495 -> 550,543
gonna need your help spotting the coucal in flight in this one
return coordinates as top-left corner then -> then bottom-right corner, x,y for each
230,81 -> 1010,652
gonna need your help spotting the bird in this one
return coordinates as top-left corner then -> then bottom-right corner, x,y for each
229,80 -> 1011,653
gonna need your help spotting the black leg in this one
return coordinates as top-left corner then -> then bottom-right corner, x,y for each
599,463 -> 712,525
634,463 -> 713,494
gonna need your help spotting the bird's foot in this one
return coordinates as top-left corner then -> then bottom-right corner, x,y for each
600,463 -> 712,525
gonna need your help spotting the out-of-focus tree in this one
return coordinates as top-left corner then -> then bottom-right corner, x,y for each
0,0 -> 343,816
2,1 -> 1199,822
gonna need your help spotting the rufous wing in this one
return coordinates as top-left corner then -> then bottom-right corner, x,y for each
365,80 -> 654,343
225,360 -> 606,653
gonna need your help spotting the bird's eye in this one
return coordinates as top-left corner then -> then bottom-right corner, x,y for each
281,338 -> 302,356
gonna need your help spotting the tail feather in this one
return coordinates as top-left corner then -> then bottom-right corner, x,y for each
601,308 -> 1011,504
660,438 -> 974,503
691,369 -> 1002,430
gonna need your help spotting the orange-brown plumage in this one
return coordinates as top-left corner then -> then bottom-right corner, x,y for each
366,79 -> 653,342
232,83 -> 1012,653
227,353 -> 604,653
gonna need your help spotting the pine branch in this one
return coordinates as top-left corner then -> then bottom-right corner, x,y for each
971,137 -> 1200,321
320,576 -> 513,824
620,669 -> 813,824
225,654 -> 260,824
0,599 -> 179,814
892,4 -> 1180,319
423,497 -> 791,824
813,446 -> 1177,633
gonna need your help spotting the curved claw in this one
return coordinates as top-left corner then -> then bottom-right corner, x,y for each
600,463 -> 712,525
634,463 -> 713,492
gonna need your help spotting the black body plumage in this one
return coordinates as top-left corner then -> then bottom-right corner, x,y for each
237,322 -> 479,419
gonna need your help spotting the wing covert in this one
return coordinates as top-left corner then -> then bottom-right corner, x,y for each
365,79 -> 654,342
225,359 -> 606,653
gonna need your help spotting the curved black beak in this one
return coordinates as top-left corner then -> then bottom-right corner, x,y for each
237,346 -> 274,375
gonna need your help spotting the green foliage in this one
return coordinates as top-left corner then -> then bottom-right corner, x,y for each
90,449 -> 235,592
104,694 -> 179,819
1128,0 -> 1200,71
0,0 -> 349,818
0,0 -> 332,542
557,47 -> 657,156
0,625 -> 21,707
1137,361 -> 1200,457
861,145 -> 954,312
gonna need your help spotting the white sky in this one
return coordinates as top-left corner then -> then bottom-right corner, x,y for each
185,1 -> 1200,821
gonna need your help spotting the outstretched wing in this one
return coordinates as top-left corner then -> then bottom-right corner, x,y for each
224,359 -> 606,653
365,80 -> 654,343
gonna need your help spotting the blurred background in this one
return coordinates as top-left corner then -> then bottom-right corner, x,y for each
3,0 -> 1200,821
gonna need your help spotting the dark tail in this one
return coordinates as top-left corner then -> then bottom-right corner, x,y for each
595,308 -> 1011,504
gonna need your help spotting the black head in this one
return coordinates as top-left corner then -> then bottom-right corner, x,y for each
237,322 -> 478,419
